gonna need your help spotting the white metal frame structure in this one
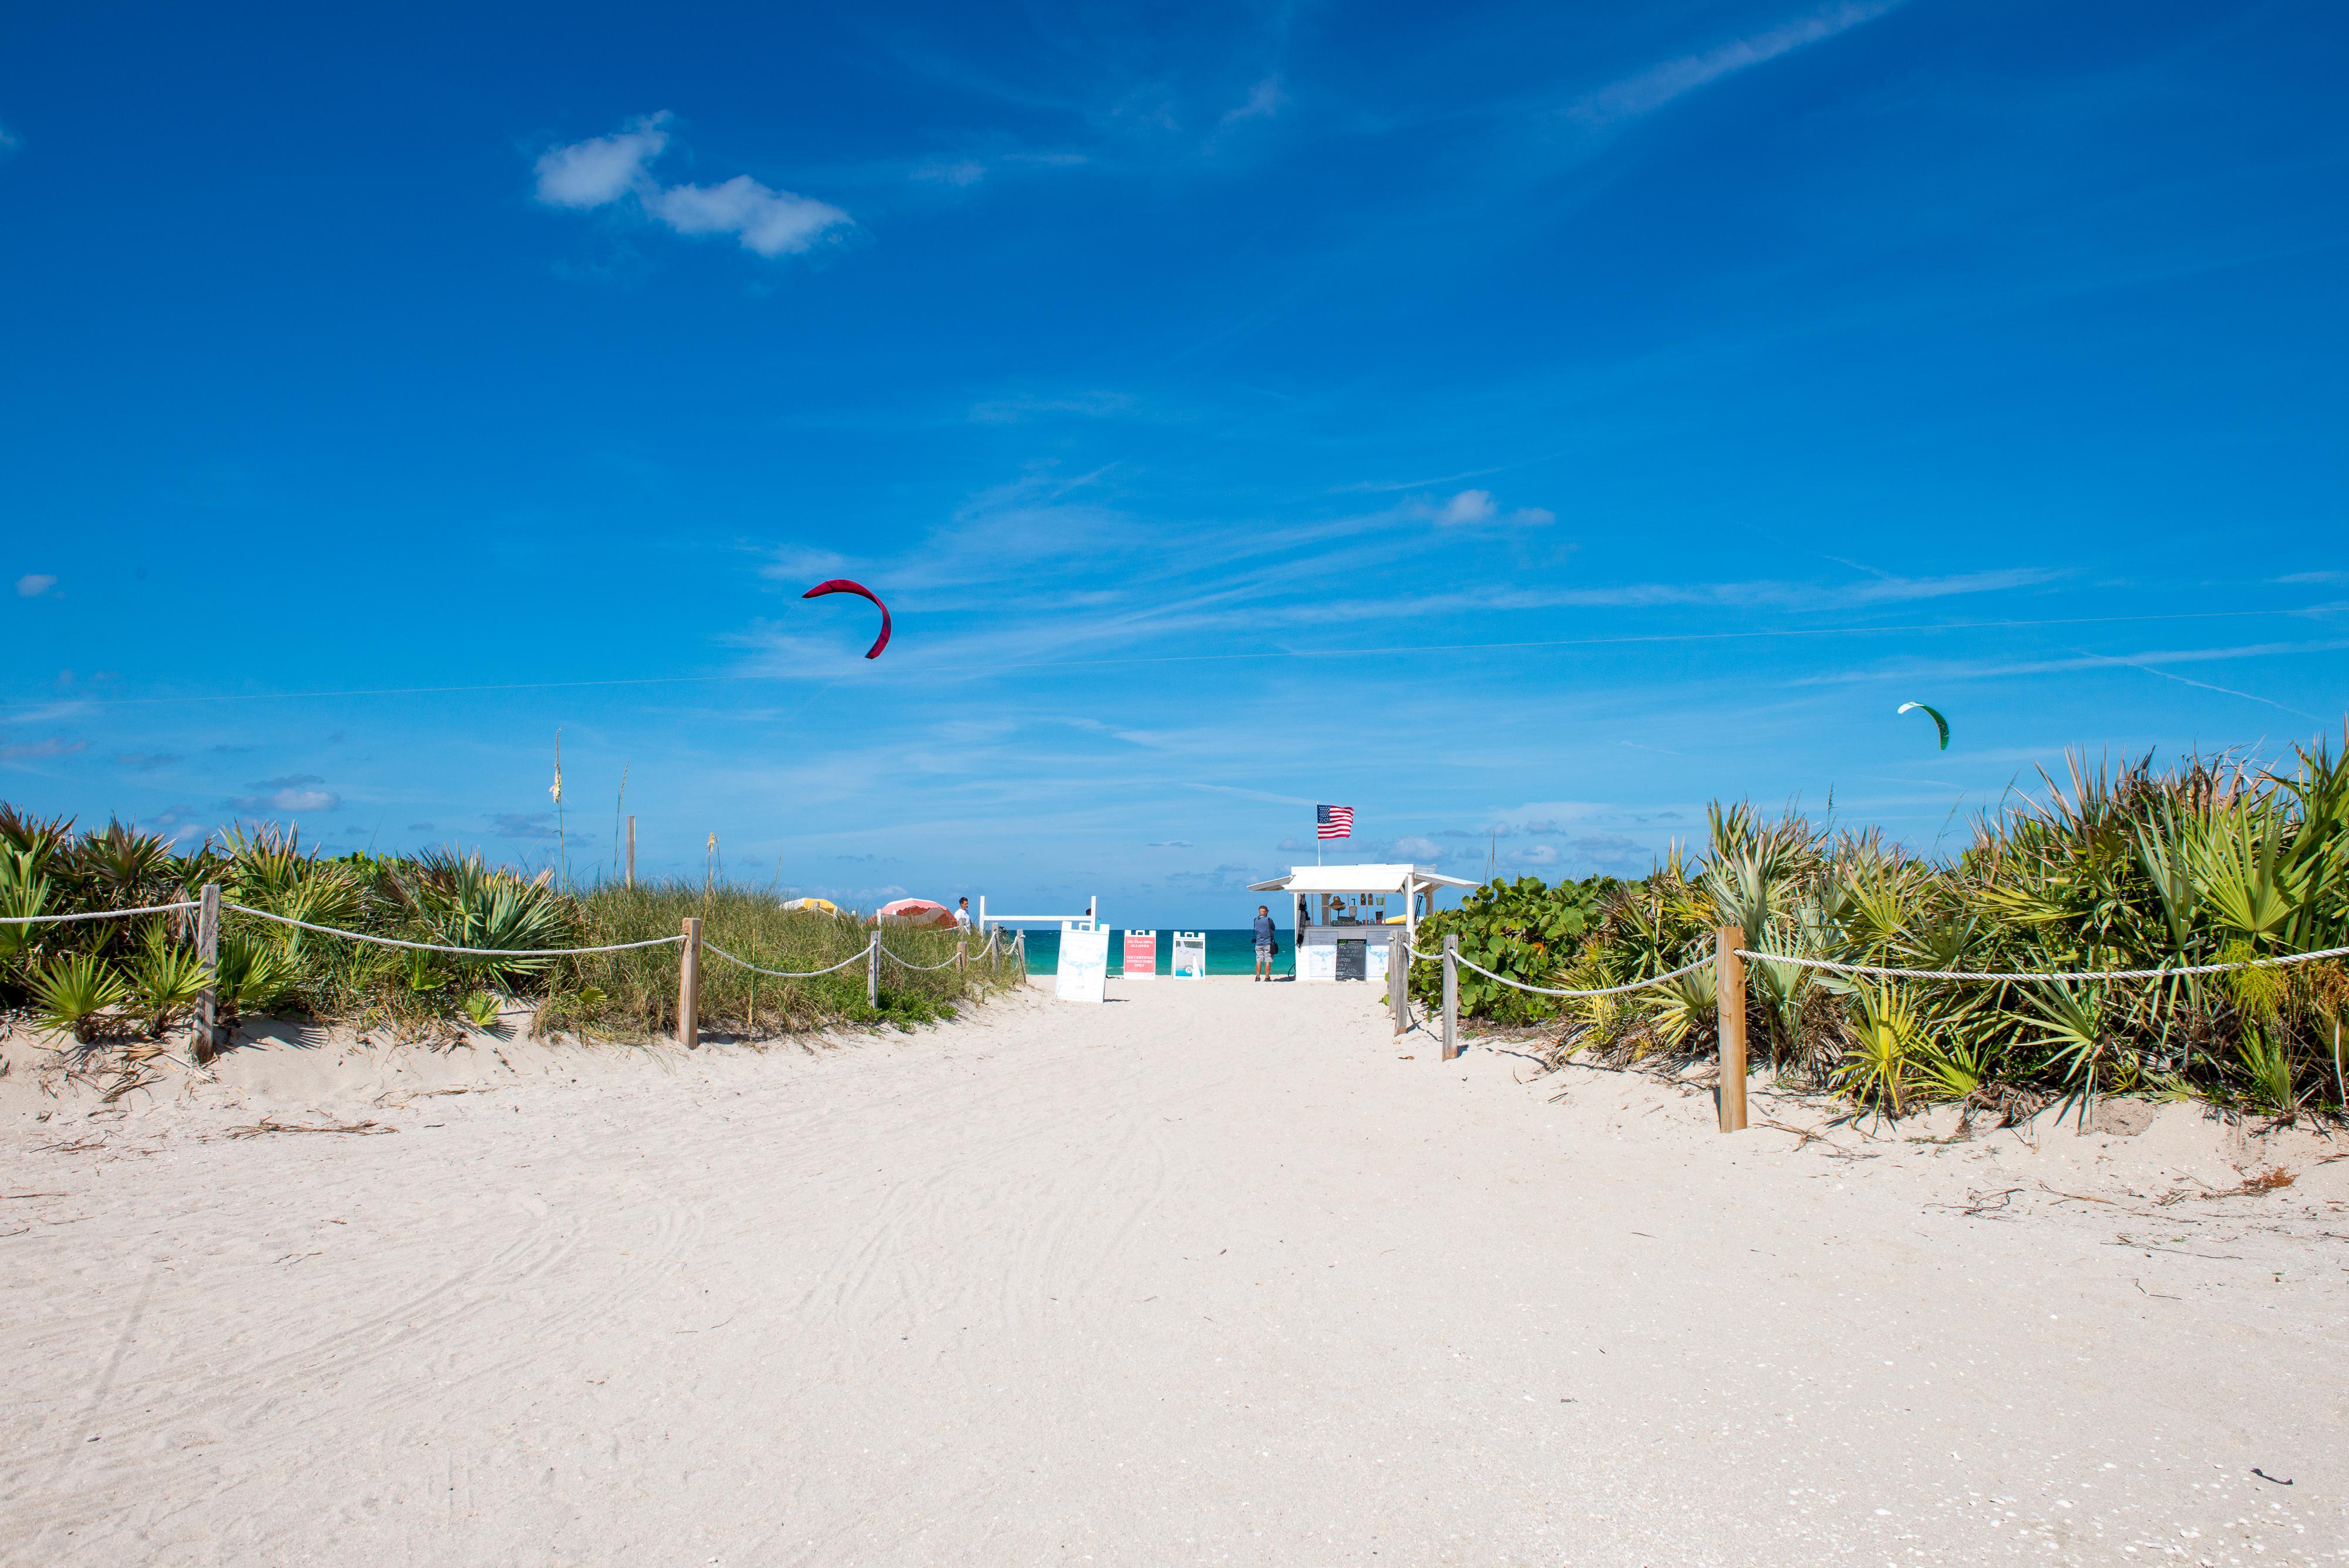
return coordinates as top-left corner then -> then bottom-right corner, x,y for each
975,895 -> 1100,934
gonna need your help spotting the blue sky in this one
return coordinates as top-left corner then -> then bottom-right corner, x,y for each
2,0 -> 2344,923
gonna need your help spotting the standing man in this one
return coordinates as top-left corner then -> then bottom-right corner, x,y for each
954,897 -> 972,931
1253,904 -> 1278,982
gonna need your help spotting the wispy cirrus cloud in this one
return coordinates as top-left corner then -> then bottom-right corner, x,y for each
1221,77 -> 1285,125
1571,2 -> 1902,126
534,113 -> 853,260
0,735 -> 85,764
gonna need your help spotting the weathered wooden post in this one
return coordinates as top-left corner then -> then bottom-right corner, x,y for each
677,916 -> 701,1048
957,937 -> 967,976
1441,933 -> 1459,1062
194,882 -> 221,1062
1714,926 -> 1747,1133
1388,931 -> 1407,1034
625,816 -> 637,889
867,934 -> 880,1009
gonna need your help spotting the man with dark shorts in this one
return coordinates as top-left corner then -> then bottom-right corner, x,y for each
1253,904 -> 1277,981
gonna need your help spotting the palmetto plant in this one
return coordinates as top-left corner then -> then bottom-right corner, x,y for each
1836,983 -> 1924,1117
126,927 -> 210,1034
0,848 -> 49,964
213,931 -> 293,1019
29,952 -> 132,1042
395,849 -> 576,987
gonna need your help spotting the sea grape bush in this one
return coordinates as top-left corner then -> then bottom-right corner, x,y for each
1407,873 -> 1619,1026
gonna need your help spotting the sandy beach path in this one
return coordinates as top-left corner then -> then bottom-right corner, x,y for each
3,978 -> 2344,1565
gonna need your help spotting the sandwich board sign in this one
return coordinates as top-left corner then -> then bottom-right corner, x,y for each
1172,931 -> 1207,980
1055,928 -> 1110,1002
1123,930 -> 1157,978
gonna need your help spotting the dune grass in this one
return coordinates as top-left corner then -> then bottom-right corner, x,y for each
0,806 -> 1019,1048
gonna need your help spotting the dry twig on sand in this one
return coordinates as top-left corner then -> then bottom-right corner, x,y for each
1927,1186 -> 2025,1219
226,1118 -> 396,1139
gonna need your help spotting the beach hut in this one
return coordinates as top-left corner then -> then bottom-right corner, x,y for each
1245,864 -> 1475,983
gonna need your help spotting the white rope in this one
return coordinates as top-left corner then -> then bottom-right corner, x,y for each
701,939 -> 874,979
879,945 -> 964,971
1451,952 -> 1711,999
0,900 -> 200,926
223,903 -> 686,957
1734,943 -> 2349,983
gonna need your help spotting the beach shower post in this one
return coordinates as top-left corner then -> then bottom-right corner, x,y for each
195,882 -> 220,1062
677,916 -> 701,1048
1441,934 -> 1458,1061
1714,926 -> 1747,1133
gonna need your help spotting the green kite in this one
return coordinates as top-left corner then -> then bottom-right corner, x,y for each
1897,702 -> 1950,751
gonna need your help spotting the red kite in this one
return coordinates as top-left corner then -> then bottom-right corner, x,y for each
803,578 -> 891,659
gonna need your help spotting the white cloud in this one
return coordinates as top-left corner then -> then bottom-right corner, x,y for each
1422,490 -> 1552,527
913,160 -> 987,186
0,735 -> 85,763
235,773 -> 339,814
16,573 -> 56,597
1573,2 -> 1900,126
1438,489 -> 1497,526
651,176 -> 850,257
1223,77 -> 1285,125
534,113 -> 671,208
535,114 -> 853,260
1392,836 -> 1443,859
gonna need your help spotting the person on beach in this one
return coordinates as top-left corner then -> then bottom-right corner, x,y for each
1253,904 -> 1278,981
954,897 -> 971,931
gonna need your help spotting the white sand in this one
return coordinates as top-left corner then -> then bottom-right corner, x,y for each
4,978 -> 2345,1565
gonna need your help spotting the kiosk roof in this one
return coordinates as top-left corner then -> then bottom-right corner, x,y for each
1245,864 -> 1477,895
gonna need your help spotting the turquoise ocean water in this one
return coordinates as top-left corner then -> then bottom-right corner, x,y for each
1014,928 -> 1294,978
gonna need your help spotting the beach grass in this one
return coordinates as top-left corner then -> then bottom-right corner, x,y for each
0,807 -> 1018,1047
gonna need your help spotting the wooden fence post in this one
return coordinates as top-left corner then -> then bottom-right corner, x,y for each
867,934 -> 880,1010
194,882 -> 220,1062
626,816 -> 636,889
677,916 -> 701,1048
957,937 -> 967,976
1388,932 -> 1406,1034
1715,925 -> 1747,1133
1441,934 -> 1458,1062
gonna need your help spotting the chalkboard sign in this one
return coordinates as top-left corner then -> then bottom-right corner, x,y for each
1335,938 -> 1366,981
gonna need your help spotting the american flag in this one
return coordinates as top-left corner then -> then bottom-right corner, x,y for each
1315,803 -> 1354,840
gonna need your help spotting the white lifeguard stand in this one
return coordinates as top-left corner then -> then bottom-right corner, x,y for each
1246,863 -> 1475,983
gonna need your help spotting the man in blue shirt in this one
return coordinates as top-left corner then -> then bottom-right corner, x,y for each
1253,905 -> 1278,981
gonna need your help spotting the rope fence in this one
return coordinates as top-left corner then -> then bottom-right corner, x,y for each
224,903 -> 688,957
0,900 -> 199,926
1731,943 -> 2349,984
702,940 -> 873,980
1450,951 -> 1711,1000
4,889 -> 1022,1059
1418,920 -> 2349,1136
